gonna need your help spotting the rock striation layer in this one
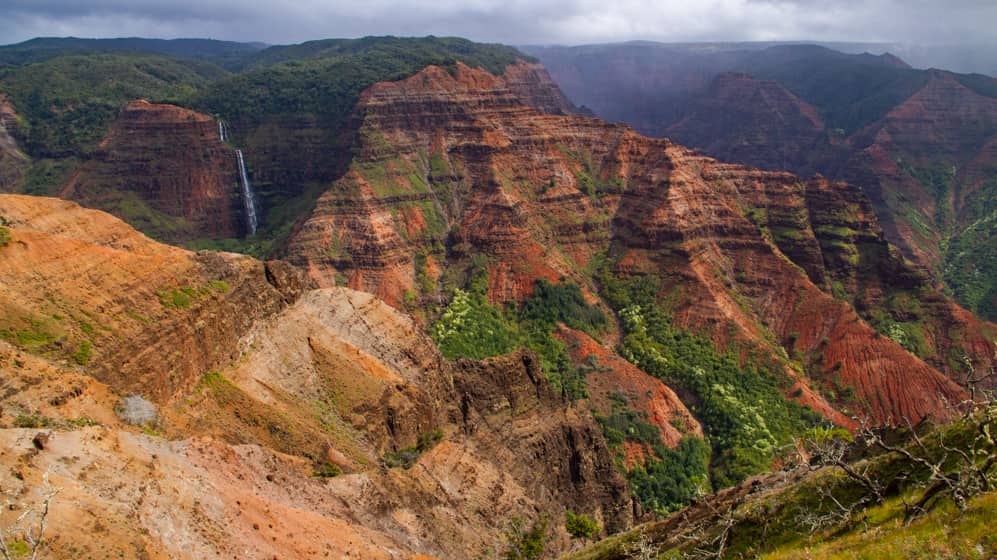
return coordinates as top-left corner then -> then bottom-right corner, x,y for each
283,62 -> 980,425
64,100 -> 245,240
0,195 -> 630,558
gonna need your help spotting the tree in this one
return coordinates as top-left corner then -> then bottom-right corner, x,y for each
565,510 -> 600,540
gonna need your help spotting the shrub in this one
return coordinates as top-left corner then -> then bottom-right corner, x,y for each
505,516 -> 548,560
565,510 -> 600,539
384,429 -> 444,469
430,278 -> 603,399
13,414 -> 48,429
157,288 -> 193,309
116,394 -> 157,426
71,340 -> 92,365
432,288 -> 519,360
313,462 -> 342,478
0,226 -> 10,247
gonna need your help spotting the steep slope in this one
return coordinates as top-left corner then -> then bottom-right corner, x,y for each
667,70 -> 997,326
0,194 -> 302,401
841,72 -> 997,315
63,100 -> 245,241
563,405 -> 997,560
283,62 -> 973,427
0,94 -> 27,191
555,324 -> 703,450
185,39 -> 549,248
531,42 -> 997,323
0,195 -> 631,558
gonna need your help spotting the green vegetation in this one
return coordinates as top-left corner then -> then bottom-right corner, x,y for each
504,516 -> 549,560
762,492 -> 997,559
13,414 -> 53,429
70,340 -> 92,365
0,37 -> 263,70
383,429 -> 444,469
944,178 -> 997,321
432,269 -> 607,399
748,48 -> 931,134
312,461 -> 343,478
566,405 -> 997,560
2,539 -> 30,557
596,263 -> 819,488
191,37 -> 527,133
596,392 -> 711,513
1,316 -> 59,349
519,280 -> 607,399
0,226 -> 10,247
432,287 -> 520,360
629,437 -> 712,514
521,280 -> 607,335
156,282 -> 229,310
0,53 -> 223,157
157,287 -> 195,309
565,510 -> 600,540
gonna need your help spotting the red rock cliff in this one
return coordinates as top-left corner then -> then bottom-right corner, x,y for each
64,100 -> 245,240
283,62 -> 978,426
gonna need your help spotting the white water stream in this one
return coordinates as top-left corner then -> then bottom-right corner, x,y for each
236,148 -> 258,235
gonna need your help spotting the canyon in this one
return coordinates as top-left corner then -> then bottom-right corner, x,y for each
0,37 -> 995,559
0,194 -> 630,558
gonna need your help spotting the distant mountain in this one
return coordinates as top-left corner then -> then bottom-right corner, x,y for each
0,37 -> 266,70
527,42 -> 997,321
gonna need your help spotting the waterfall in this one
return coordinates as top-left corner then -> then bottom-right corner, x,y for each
236,149 -> 258,235
218,121 -> 227,143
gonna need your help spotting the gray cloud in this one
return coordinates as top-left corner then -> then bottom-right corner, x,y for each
1,0 -> 995,46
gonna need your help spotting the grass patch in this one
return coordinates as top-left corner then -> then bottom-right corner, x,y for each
70,340 -> 92,365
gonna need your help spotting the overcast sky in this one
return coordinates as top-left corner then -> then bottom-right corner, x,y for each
2,0 -> 996,47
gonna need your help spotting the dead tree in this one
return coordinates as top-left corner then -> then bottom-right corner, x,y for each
0,472 -> 59,560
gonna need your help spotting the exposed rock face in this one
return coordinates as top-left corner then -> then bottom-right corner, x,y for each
0,194 -> 305,401
581,57 -> 997,326
0,195 -> 630,558
222,289 -> 632,554
283,62 -> 976,425
0,95 -> 28,192
64,100 -> 245,240
502,62 -> 591,115
454,350 -> 633,534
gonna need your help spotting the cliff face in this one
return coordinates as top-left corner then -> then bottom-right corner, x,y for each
0,195 -> 629,559
0,95 -> 28,192
0,194 -> 301,401
283,62 -> 980,425
591,61 -> 997,325
839,73 -> 997,266
63,100 -> 245,241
